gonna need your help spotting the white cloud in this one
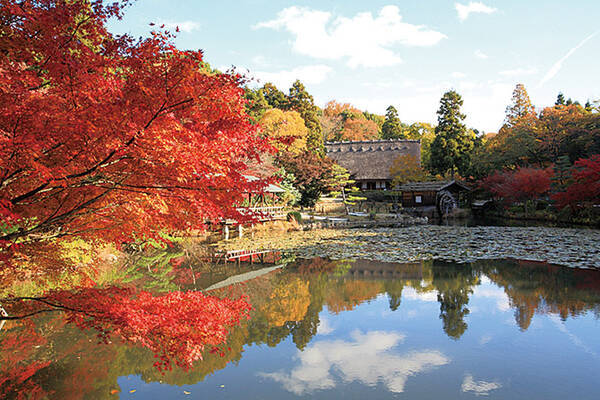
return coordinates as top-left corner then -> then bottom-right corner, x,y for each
252,65 -> 333,89
451,72 -> 467,79
455,2 -> 498,21
461,374 -> 502,396
254,6 -> 446,68
258,330 -> 449,395
538,30 -> 599,87
332,78 -> 513,132
474,49 -> 489,59
499,67 -> 538,76
156,20 -> 200,33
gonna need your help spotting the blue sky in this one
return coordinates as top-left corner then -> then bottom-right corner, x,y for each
108,0 -> 600,132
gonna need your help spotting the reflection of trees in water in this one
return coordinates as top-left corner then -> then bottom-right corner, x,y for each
4,257 -> 600,398
432,262 -> 480,340
478,259 -> 600,330
385,280 -> 405,311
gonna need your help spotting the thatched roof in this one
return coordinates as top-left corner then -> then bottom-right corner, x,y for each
399,180 -> 470,192
325,140 -> 421,181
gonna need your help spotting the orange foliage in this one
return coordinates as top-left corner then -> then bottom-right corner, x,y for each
325,280 -> 384,314
261,277 -> 310,326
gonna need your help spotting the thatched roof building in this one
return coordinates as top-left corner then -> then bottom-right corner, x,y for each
325,139 -> 421,190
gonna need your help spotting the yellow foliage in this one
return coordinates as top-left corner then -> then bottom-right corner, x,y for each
390,154 -> 429,187
259,109 -> 309,155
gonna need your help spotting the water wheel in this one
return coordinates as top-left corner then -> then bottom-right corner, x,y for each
437,190 -> 457,217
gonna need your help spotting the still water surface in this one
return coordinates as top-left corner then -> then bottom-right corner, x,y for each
2,257 -> 600,399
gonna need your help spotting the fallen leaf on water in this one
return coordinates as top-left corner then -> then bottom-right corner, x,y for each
110,389 -> 119,395
220,385 -> 225,388
129,389 -> 136,393
183,391 -> 191,395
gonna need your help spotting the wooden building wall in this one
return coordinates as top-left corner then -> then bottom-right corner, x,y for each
401,190 -> 437,207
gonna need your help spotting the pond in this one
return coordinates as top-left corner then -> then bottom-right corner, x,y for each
2,250 -> 600,399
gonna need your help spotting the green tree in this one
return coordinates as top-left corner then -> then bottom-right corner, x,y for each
404,122 -> 435,166
551,155 -> 572,193
244,87 -> 270,123
381,105 -> 404,139
261,82 -> 288,109
277,151 -> 334,207
287,80 -> 324,153
428,90 -> 474,177
555,92 -> 566,106
325,164 -> 366,215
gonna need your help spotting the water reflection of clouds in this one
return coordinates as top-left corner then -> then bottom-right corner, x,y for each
479,335 -> 492,345
472,285 -> 510,312
258,330 -> 449,395
549,315 -> 599,359
403,287 -> 438,302
461,374 -> 502,396
316,316 -> 334,335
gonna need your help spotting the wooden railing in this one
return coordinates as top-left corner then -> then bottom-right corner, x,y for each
211,248 -> 281,264
236,206 -> 286,221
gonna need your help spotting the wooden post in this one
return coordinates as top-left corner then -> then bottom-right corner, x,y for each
224,225 -> 230,240
238,224 -> 243,238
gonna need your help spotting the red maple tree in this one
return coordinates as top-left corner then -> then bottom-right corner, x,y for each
480,167 -> 552,214
0,0 -> 271,261
552,154 -> 600,210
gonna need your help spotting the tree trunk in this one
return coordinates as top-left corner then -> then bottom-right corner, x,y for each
341,187 -> 349,215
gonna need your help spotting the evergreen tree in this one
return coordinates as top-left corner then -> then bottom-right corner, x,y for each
244,87 -> 270,123
287,80 -> 324,153
261,82 -> 288,109
551,155 -> 572,193
381,105 -> 404,139
428,90 -> 474,177
504,83 -> 535,128
555,92 -> 566,106
585,100 -> 593,112
325,164 -> 366,215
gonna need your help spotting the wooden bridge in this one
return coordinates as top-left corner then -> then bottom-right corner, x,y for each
222,206 -> 286,240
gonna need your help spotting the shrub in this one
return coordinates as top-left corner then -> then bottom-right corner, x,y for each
287,211 -> 302,224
